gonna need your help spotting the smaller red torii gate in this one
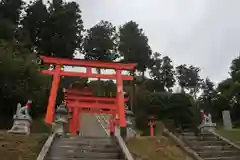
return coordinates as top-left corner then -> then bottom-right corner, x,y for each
63,88 -> 129,135
39,56 -> 136,135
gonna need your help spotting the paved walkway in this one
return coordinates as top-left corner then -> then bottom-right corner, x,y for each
80,113 -> 107,137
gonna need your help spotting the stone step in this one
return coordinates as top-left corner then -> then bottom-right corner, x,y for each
203,156 -> 240,160
47,151 -> 120,159
192,145 -> 234,151
183,135 -> 218,141
60,136 -> 116,141
52,144 -> 118,151
46,136 -> 124,160
198,150 -> 240,158
179,131 -> 240,160
181,132 -> 213,136
53,145 -> 120,153
59,139 -> 117,145
46,157 -> 124,160
186,140 -> 228,146
55,137 -> 117,146
63,136 -> 115,140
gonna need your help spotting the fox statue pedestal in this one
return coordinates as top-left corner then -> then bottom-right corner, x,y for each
8,101 -> 32,135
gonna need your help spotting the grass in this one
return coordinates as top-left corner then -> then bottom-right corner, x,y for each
31,118 -> 52,133
0,118 -> 51,160
126,121 -> 192,160
0,131 -> 47,160
216,128 -> 240,144
126,136 -> 192,160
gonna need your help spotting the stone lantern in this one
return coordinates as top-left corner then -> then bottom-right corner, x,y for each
52,102 -> 69,136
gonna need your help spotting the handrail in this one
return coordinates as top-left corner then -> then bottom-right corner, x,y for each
210,131 -> 240,150
36,133 -> 56,160
115,132 -> 134,160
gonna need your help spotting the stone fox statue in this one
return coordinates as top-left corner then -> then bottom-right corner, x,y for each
15,100 -> 32,118
8,100 -> 32,135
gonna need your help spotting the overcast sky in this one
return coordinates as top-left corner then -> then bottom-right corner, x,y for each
72,0 -> 240,84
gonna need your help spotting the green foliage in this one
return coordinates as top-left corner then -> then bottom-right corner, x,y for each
0,0 -> 24,25
0,0 -> 24,40
134,86 -> 195,130
22,0 -> 84,58
83,20 -> 118,61
21,0 -> 49,49
0,40 -> 50,119
167,93 -> 194,128
176,64 -> 202,97
230,55 -> 240,82
198,78 -> 217,112
149,52 -> 175,92
88,80 -> 116,97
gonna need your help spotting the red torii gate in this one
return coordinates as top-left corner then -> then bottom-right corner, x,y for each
39,56 -> 136,135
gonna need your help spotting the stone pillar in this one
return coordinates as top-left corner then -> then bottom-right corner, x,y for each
222,110 -> 232,130
53,103 -> 68,136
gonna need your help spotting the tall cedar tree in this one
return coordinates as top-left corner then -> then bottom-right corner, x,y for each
0,0 -> 24,40
119,21 -> 152,76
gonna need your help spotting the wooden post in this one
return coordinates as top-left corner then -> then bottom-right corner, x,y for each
72,108 -> 78,135
201,109 -> 205,122
69,108 -> 74,134
109,115 -> 115,136
148,116 -> 156,136
86,67 -> 91,74
79,109 -> 81,133
116,69 -> 127,138
45,65 -> 61,124
149,121 -> 154,136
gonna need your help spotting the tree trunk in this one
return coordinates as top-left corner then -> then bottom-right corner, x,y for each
130,69 -> 136,112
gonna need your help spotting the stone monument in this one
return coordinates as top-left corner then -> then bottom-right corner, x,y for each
8,100 -> 32,135
52,102 -> 69,136
198,112 -> 216,132
222,110 -> 232,130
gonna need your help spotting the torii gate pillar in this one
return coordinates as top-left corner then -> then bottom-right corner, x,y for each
116,69 -> 127,138
45,65 -> 61,124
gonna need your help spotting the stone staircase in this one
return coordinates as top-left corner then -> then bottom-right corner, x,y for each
44,136 -> 125,160
179,131 -> 240,160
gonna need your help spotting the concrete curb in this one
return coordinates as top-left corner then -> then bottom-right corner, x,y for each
163,129 -> 203,160
36,133 -> 56,160
115,130 -> 135,160
211,131 -> 240,150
